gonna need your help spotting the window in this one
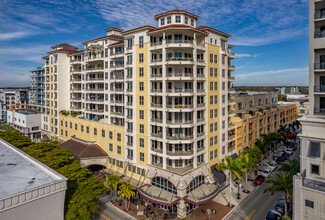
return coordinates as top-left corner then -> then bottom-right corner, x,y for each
210,82 -> 213,91
191,19 -> 194,26
109,144 -> 113,152
94,128 -> 97,135
109,131 -> 113,139
139,36 -> 143,48
222,95 -> 225,103
139,53 -> 143,62
214,136 -> 218,144
139,96 -> 144,105
210,137 -> 213,146
214,149 -> 218,158
65,131 -> 68,136
214,109 -> 218,117
305,200 -> 314,208
80,125 -> 83,132
140,138 -> 144,147
311,164 -> 319,175
222,146 -> 225,154
210,123 -> 213,132
175,16 -> 181,23
214,68 -> 218,77
75,124 -> 77,130
139,110 -> 144,119
210,68 -> 213,77
222,69 -> 225,77
214,122 -> 218,131
210,54 -> 213,63
139,82 -> 144,91
222,133 -> 225,141
117,146 -> 121,154
222,120 -> 225,129
222,82 -> 225,90
222,55 -> 226,65
309,142 -> 320,157
210,151 -> 213,160
102,129 -> 105,137
185,17 -> 188,24
214,55 -> 218,63
210,96 -> 213,104
86,126 -> 89,133
140,152 -> 144,162
214,96 -> 218,104
215,39 -> 217,45
140,124 -> 144,133
117,133 -> 121,141
210,110 -> 213,118
139,67 -> 144,77
210,38 -> 212,44
214,82 -> 218,91
160,18 -> 165,26
167,16 -> 171,24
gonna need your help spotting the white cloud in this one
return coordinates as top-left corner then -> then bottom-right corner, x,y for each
0,31 -> 32,41
235,54 -> 259,58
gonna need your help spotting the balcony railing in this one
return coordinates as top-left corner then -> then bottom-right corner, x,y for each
151,118 -> 163,123
166,119 -> 194,124
166,104 -> 193,109
314,86 -> 325,92
151,58 -> 162,63
166,150 -> 194,156
166,134 -> 194,140
151,103 -> 162,108
166,39 -> 193,44
303,178 -> 325,192
150,41 -> 163,46
315,31 -> 325,38
151,89 -> 162,93
166,72 -> 194,77
315,108 -> 325,114
166,89 -> 194,93
151,73 -> 163,77
166,57 -> 194,62
315,11 -> 325,19
314,62 -> 325,70
151,133 -> 163,138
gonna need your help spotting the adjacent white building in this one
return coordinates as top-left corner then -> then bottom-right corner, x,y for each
293,0 -> 325,219
6,110 -> 42,140
0,89 -> 29,121
0,139 -> 67,220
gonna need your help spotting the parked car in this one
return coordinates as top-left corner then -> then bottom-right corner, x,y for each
285,148 -> 294,155
253,175 -> 266,185
262,168 -> 272,178
275,199 -> 291,214
290,145 -> 297,151
276,155 -> 286,162
268,161 -> 278,171
266,210 -> 282,220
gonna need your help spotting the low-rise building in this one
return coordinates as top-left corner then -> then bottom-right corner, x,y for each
6,110 -> 42,140
0,89 -> 30,121
0,138 -> 67,220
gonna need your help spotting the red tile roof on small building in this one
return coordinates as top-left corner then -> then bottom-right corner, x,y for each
121,25 -> 156,35
197,26 -> 231,37
104,27 -> 124,32
108,40 -> 124,47
51,43 -> 78,50
82,34 -> 124,45
154,10 -> 199,21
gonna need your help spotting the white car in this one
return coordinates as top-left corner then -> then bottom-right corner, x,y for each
285,148 -> 294,155
262,168 -> 272,178
268,161 -> 278,171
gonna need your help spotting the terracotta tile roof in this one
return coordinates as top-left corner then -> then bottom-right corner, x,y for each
108,40 -> 124,47
82,34 -> 124,45
51,43 -> 78,50
104,27 -> 124,32
67,50 -> 84,56
197,26 -> 231,37
58,138 -> 108,159
147,24 -> 208,35
41,55 -> 49,59
121,25 -> 156,35
229,44 -> 234,48
47,48 -> 78,54
155,10 -> 199,21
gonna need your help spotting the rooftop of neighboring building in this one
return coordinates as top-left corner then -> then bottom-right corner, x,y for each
0,139 -> 66,200
232,91 -> 278,96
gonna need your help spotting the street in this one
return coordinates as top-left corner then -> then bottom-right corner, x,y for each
225,143 -> 299,220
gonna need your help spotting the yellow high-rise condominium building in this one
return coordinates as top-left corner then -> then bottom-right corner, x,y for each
40,10 -> 237,218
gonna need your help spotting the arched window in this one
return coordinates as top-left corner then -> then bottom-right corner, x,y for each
186,175 -> 205,193
151,177 -> 177,195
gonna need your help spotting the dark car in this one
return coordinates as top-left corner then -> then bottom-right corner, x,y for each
275,199 -> 291,214
276,156 -> 286,162
290,145 -> 297,151
254,175 -> 266,185
265,210 -> 282,220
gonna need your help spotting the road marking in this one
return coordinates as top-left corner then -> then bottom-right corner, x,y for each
245,209 -> 256,220
95,210 -> 110,220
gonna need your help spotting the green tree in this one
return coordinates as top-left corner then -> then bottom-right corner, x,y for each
278,94 -> 287,101
243,146 -> 261,160
241,153 -> 258,183
216,157 -> 244,207
279,159 -> 300,176
264,174 -> 292,217
104,173 -> 123,201
119,180 -> 136,211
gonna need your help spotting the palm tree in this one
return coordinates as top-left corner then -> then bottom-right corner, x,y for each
241,153 -> 258,183
255,139 -> 269,165
104,174 -> 123,201
216,157 -> 245,207
119,180 -> 136,211
279,159 -> 300,176
264,173 -> 293,217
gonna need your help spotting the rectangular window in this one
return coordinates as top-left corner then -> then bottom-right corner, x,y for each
185,17 -> 188,24
81,125 -> 84,132
109,144 -> 113,152
160,18 -> 165,26
140,138 -> 144,147
210,54 -> 213,63
222,69 -> 225,77
305,200 -> 314,208
94,128 -> 97,135
140,152 -> 144,162
102,130 -> 105,137
214,122 -> 218,131
167,16 -> 171,24
311,164 -> 320,175
214,82 -> 218,91
109,131 -> 113,139
214,55 -> 218,63
214,149 -> 218,158
210,110 -> 213,118
222,82 -> 225,90
86,126 -> 89,133
75,124 -> 77,130
222,133 -> 225,141
210,82 -> 213,91
210,151 -> 213,160
117,146 -> 121,154
210,123 -> 213,132
222,55 -> 226,65
139,53 -> 143,63
214,68 -> 218,77
210,68 -> 213,77
222,146 -> 225,154
139,96 -> 144,105
210,137 -> 213,146
139,110 -> 144,119
191,19 -> 194,26
139,82 -> 144,91
139,36 -> 143,48
214,96 -> 218,104
309,142 -> 320,157
139,67 -> 144,77
214,136 -> 218,144
214,109 -> 218,117
210,96 -> 213,104
222,95 -> 225,103
222,120 -> 225,129
175,15 -> 181,23
117,133 -> 121,141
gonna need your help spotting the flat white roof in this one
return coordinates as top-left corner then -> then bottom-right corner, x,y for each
0,139 -> 66,199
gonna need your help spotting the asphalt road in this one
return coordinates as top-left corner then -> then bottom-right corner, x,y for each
225,144 -> 300,220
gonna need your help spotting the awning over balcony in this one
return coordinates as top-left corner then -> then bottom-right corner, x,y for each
137,185 -> 181,206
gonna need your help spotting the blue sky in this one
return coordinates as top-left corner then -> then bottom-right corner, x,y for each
0,0 -> 309,87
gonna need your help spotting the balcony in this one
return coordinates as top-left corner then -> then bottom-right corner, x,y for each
127,155 -> 133,160
166,88 -> 194,93
151,103 -> 162,108
110,51 -> 124,58
166,57 -> 194,63
110,75 -> 124,80
229,65 -> 236,71
228,110 -> 236,117
197,132 -> 205,137
86,98 -> 104,102
151,147 -> 163,154
110,99 -> 124,104
166,72 -> 194,78
110,88 -> 124,92
150,41 -> 163,47
228,134 -> 236,142
166,119 -> 194,125
166,104 -> 193,109
303,177 -> 325,192
151,118 -> 163,123
166,134 -> 194,140
71,88 -> 82,91
166,164 -> 194,174
314,86 -> 325,92
228,76 -> 235,81
111,111 -> 124,116
86,77 -> 104,81
315,11 -> 325,20
70,58 -> 82,63
314,62 -> 325,70
151,89 -> 163,93
151,58 -> 163,63
127,142 -> 133,147
228,122 -> 235,130
151,73 -> 163,78
85,66 -> 104,72
86,88 -> 104,92
166,150 -> 194,156
315,108 -> 325,115
151,133 -> 163,138
229,52 -> 235,59
85,108 -> 104,113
